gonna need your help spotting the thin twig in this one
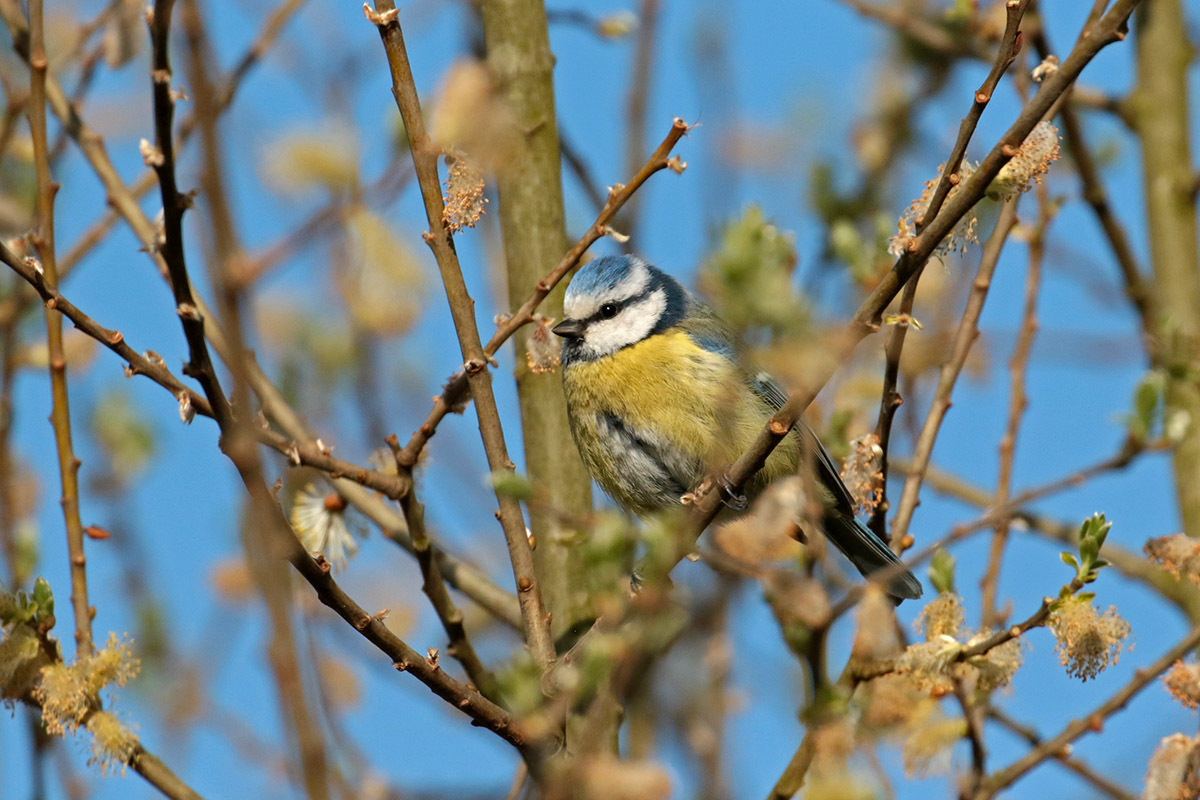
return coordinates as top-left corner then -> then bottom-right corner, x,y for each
179,3 -> 332,795
976,623 -> 1200,798
1029,29 -> 1151,334
838,0 -> 986,60
987,707 -> 1139,800
232,162 -> 412,288
871,0 -> 1028,539
0,239 -> 530,755
26,0 -> 93,657
559,126 -> 608,215
954,678 -> 988,799
910,458 -> 1200,619
847,578 -> 1083,683
148,0 -> 232,429
386,434 -> 501,701
20,692 -> 208,800
980,183 -> 1051,629
921,0 -> 1030,231
616,0 -> 661,246
828,435 -> 1158,623
0,3 -> 519,626
886,200 -> 1019,550
674,0 -> 1142,561
366,0 -> 555,670
396,117 -> 690,468
868,267 -> 922,539
765,729 -> 816,800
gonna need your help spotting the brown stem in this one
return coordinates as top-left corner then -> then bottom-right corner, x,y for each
1131,0 -> 1200,538
765,729 -> 816,800
367,0 -> 555,670
397,117 -> 689,468
615,0 -> 661,245
987,707 -> 1138,800
919,0 -> 1030,231
27,0 -> 93,657
980,186 -> 1051,629
178,3 -> 331,796
147,0 -> 232,428
955,677 -> 988,799
386,434 -> 501,701
674,0 -> 1142,562
869,267 -> 922,539
479,0 -> 595,642
0,1 -> 518,627
976,623 -> 1200,798
871,0 -> 1029,541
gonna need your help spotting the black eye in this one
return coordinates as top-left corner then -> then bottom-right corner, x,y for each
599,302 -> 619,319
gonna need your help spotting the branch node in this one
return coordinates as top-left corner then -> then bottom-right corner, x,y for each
362,2 -> 400,27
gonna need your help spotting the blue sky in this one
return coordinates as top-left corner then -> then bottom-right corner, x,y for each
3,1 -> 1198,798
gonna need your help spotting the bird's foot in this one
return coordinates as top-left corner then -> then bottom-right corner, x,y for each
717,473 -> 748,511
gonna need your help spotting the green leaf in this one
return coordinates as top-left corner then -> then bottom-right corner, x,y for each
487,470 -> 533,502
31,577 -> 53,620
1129,371 -> 1164,440
929,549 -> 957,595
1080,536 -> 1099,563
1060,552 -> 1078,569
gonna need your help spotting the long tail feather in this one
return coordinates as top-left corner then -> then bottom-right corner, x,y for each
822,513 -> 923,602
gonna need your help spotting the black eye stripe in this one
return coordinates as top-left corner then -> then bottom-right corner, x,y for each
583,287 -> 655,325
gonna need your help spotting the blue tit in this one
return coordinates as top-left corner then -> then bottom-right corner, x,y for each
552,254 -> 922,602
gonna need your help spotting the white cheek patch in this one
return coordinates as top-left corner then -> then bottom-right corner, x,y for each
581,288 -> 666,358
564,258 -> 651,320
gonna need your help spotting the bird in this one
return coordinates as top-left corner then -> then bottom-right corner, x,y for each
552,254 -> 922,602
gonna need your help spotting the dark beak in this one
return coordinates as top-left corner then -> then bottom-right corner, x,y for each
552,319 -> 584,340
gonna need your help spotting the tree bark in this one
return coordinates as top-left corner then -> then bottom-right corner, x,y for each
1133,0 -> 1200,536
480,0 -> 595,638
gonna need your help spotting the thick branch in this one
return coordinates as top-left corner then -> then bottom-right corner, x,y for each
1131,0 -> 1200,537
479,0 -> 595,640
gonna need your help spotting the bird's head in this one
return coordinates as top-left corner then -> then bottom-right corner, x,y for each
553,256 -> 687,362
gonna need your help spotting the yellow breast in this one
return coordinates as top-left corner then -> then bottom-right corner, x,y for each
562,330 -> 799,491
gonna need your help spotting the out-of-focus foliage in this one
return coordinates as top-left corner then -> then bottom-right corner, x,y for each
698,205 -> 807,340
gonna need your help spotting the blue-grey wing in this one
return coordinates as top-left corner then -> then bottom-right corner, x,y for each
748,371 -> 858,516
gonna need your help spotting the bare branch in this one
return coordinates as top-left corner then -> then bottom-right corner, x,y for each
976,623 -> 1200,798
26,0 -> 93,657
366,0 -> 556,670
675,0 -> 1142,566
